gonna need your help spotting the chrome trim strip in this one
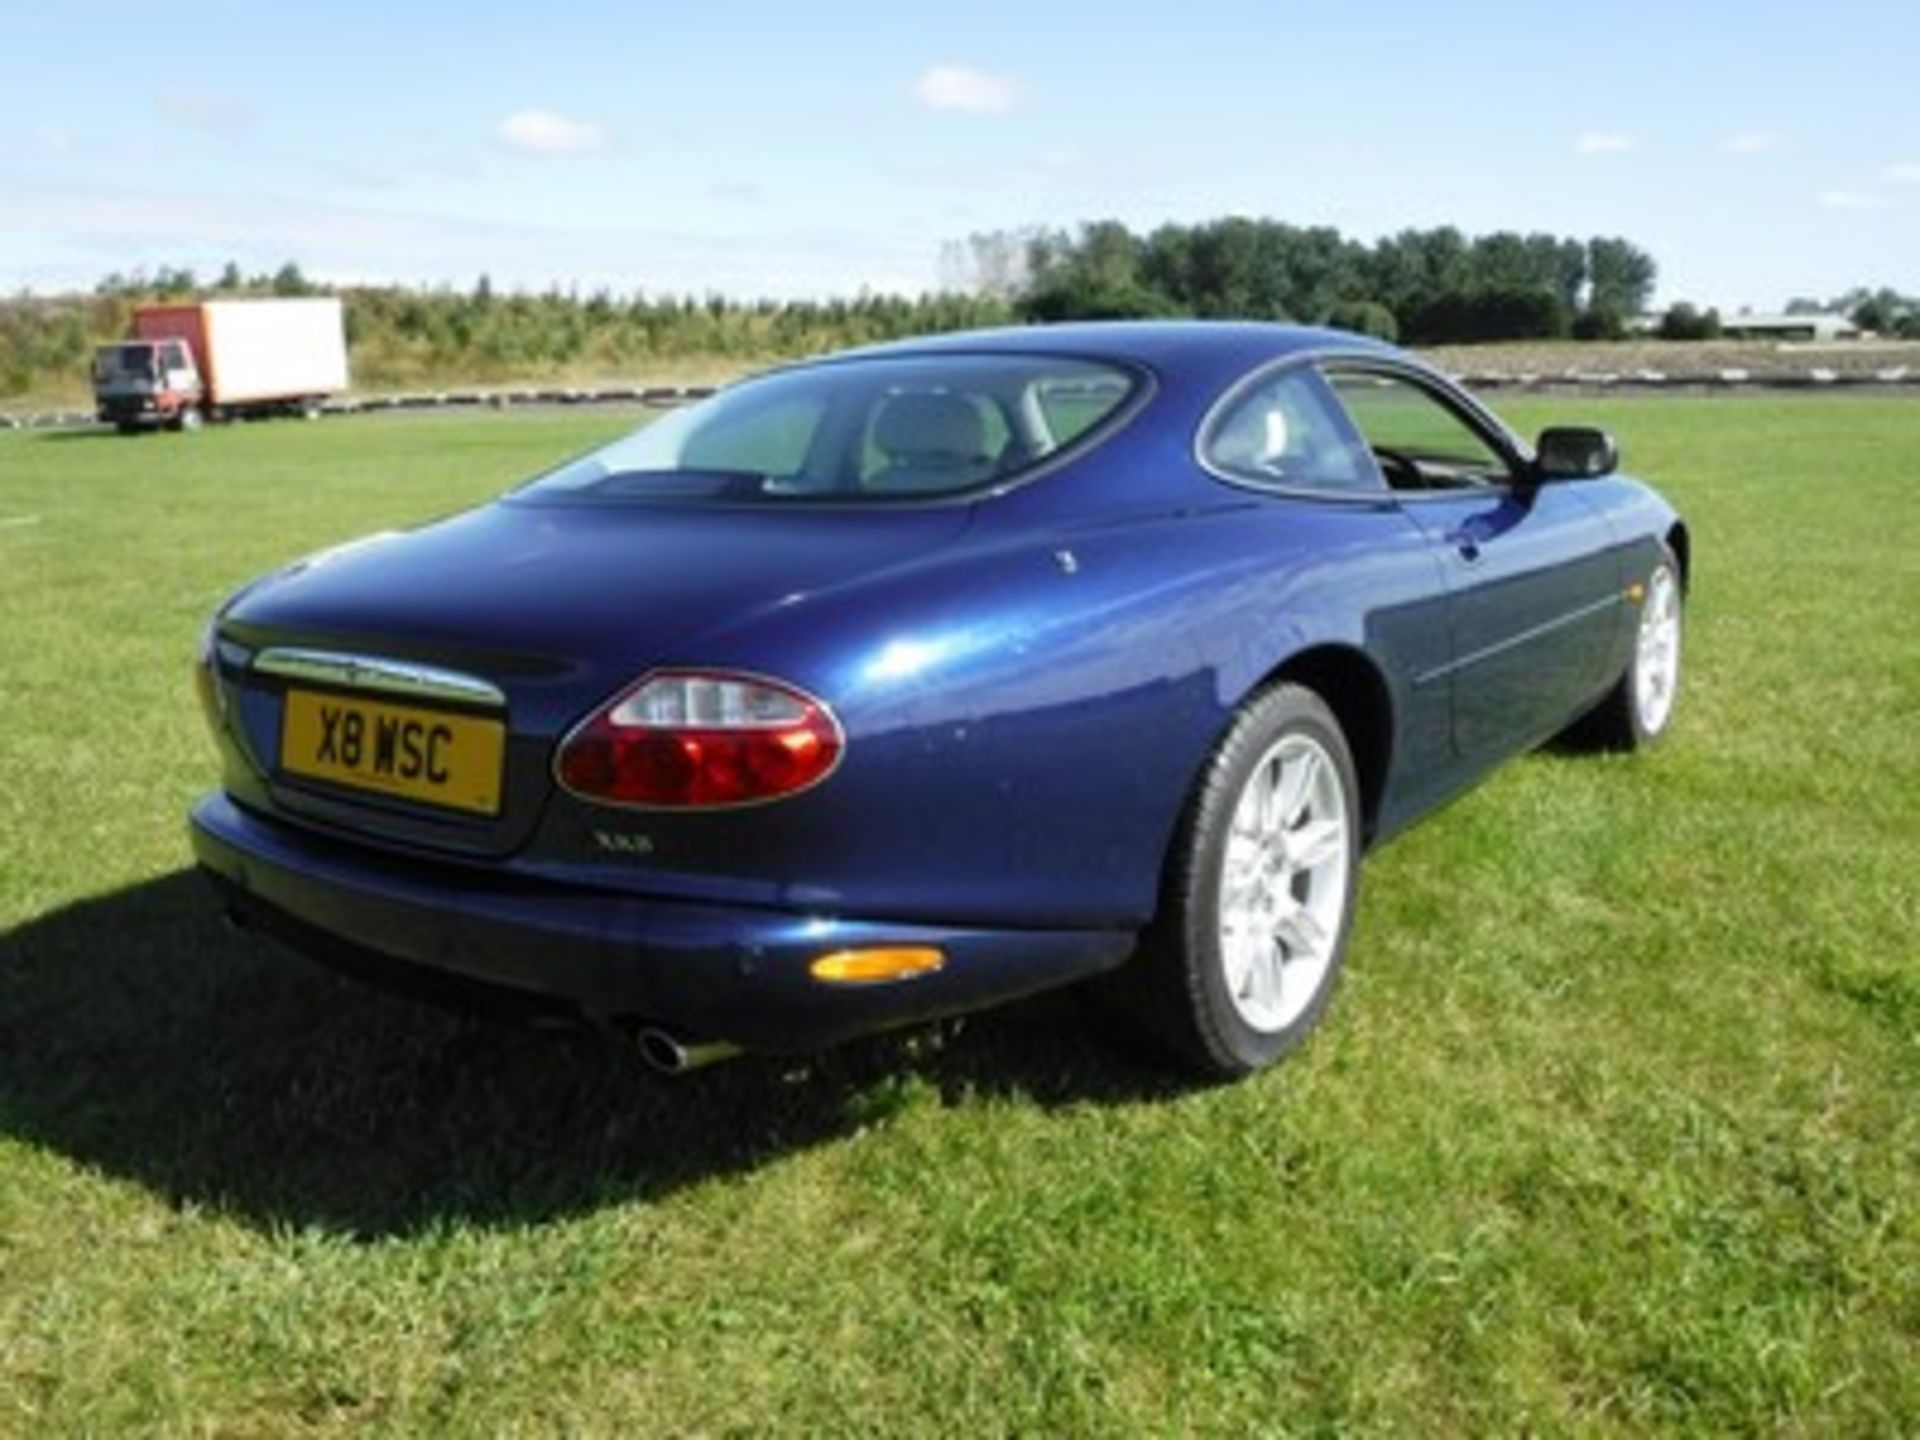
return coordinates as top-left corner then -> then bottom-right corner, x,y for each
253,648 -> 507,708
1412,592 -> 1625,686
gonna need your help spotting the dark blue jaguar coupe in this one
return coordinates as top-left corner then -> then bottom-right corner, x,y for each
190,322 -> 1687,1077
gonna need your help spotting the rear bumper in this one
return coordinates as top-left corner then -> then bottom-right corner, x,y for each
188,793 -> 1134,1051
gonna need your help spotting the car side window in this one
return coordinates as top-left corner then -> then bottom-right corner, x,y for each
1325,370 -> 1517,491
1035,374 -> 1131,446
1203,367 -> 1379,494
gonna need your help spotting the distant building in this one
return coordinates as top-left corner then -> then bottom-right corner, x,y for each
1717,312 -> 1862,342
1625,310 -> 1864,341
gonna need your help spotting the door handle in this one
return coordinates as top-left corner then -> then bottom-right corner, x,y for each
1449,530 -> 1482,563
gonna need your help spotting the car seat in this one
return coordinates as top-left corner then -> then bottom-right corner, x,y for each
868,392 -> 996,493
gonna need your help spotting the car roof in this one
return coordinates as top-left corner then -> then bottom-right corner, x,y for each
833,319 -> 1400,375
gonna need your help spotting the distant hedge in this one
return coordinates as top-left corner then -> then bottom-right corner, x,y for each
0,265 -> 1015,399
1658,302 -> 1723,342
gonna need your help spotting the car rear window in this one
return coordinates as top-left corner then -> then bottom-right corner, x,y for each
516,354 -> 1138,504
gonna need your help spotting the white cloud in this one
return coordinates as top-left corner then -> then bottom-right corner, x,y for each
914,64 -> 1020,115
1817,189 -> 1880,210
1574,130 -> 1636,156
1721,131 -> 1780,155
1885,162 -> 1920,182
496,109 -> 609,155
34,124 -> 73,153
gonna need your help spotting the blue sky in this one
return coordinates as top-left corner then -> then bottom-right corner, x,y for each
4,0 -> 1916,308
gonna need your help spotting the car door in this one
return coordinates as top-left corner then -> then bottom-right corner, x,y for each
1197,361 -> 1459,801
1323,366 -> 1620,759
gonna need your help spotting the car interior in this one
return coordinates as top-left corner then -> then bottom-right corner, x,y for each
1324,369 -> 1516,491
863,390 -> 1004,494
759,372 -> 1129,499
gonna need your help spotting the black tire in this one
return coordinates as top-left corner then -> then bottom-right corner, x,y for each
1564,542 -> 1684,751
1118,683 -> 1363,1079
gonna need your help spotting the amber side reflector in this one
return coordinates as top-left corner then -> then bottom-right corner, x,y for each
808,947 -> 946,986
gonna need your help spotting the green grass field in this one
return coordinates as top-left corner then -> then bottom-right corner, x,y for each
1,399 -> 1915,1434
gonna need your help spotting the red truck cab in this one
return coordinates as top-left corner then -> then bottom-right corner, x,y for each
93,336 -> 205,432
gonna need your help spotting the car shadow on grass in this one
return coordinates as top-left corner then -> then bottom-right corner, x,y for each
32,427 -> 123,442
0,870 -> 1185,1239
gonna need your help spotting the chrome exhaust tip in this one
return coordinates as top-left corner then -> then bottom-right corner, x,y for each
635,1026 -> 743,1075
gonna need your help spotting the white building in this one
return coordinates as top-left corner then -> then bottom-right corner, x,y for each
1716,312 -> 1862,341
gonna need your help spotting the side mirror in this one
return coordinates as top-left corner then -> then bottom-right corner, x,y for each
1534,426 -> 1619,481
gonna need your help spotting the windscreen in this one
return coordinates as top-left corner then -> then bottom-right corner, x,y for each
94,345 -> 158,381
516,353 -> 1138,504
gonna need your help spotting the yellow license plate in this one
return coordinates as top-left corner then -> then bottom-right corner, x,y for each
280,689 -> 506,816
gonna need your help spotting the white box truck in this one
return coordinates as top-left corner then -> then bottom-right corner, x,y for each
93,297 -> 349,432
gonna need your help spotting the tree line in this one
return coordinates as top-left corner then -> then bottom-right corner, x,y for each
4,235 -> 1915,402
951,220 -> 1660,342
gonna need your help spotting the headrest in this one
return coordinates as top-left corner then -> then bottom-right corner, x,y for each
872,391 -> 986,462
1213,401 -> 1291,470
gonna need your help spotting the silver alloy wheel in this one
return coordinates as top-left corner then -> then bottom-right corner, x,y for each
1216,731 -> 1352,1033
1633,564 -> 1682,736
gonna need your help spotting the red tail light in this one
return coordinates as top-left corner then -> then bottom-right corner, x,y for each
555,670 -> 843,809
